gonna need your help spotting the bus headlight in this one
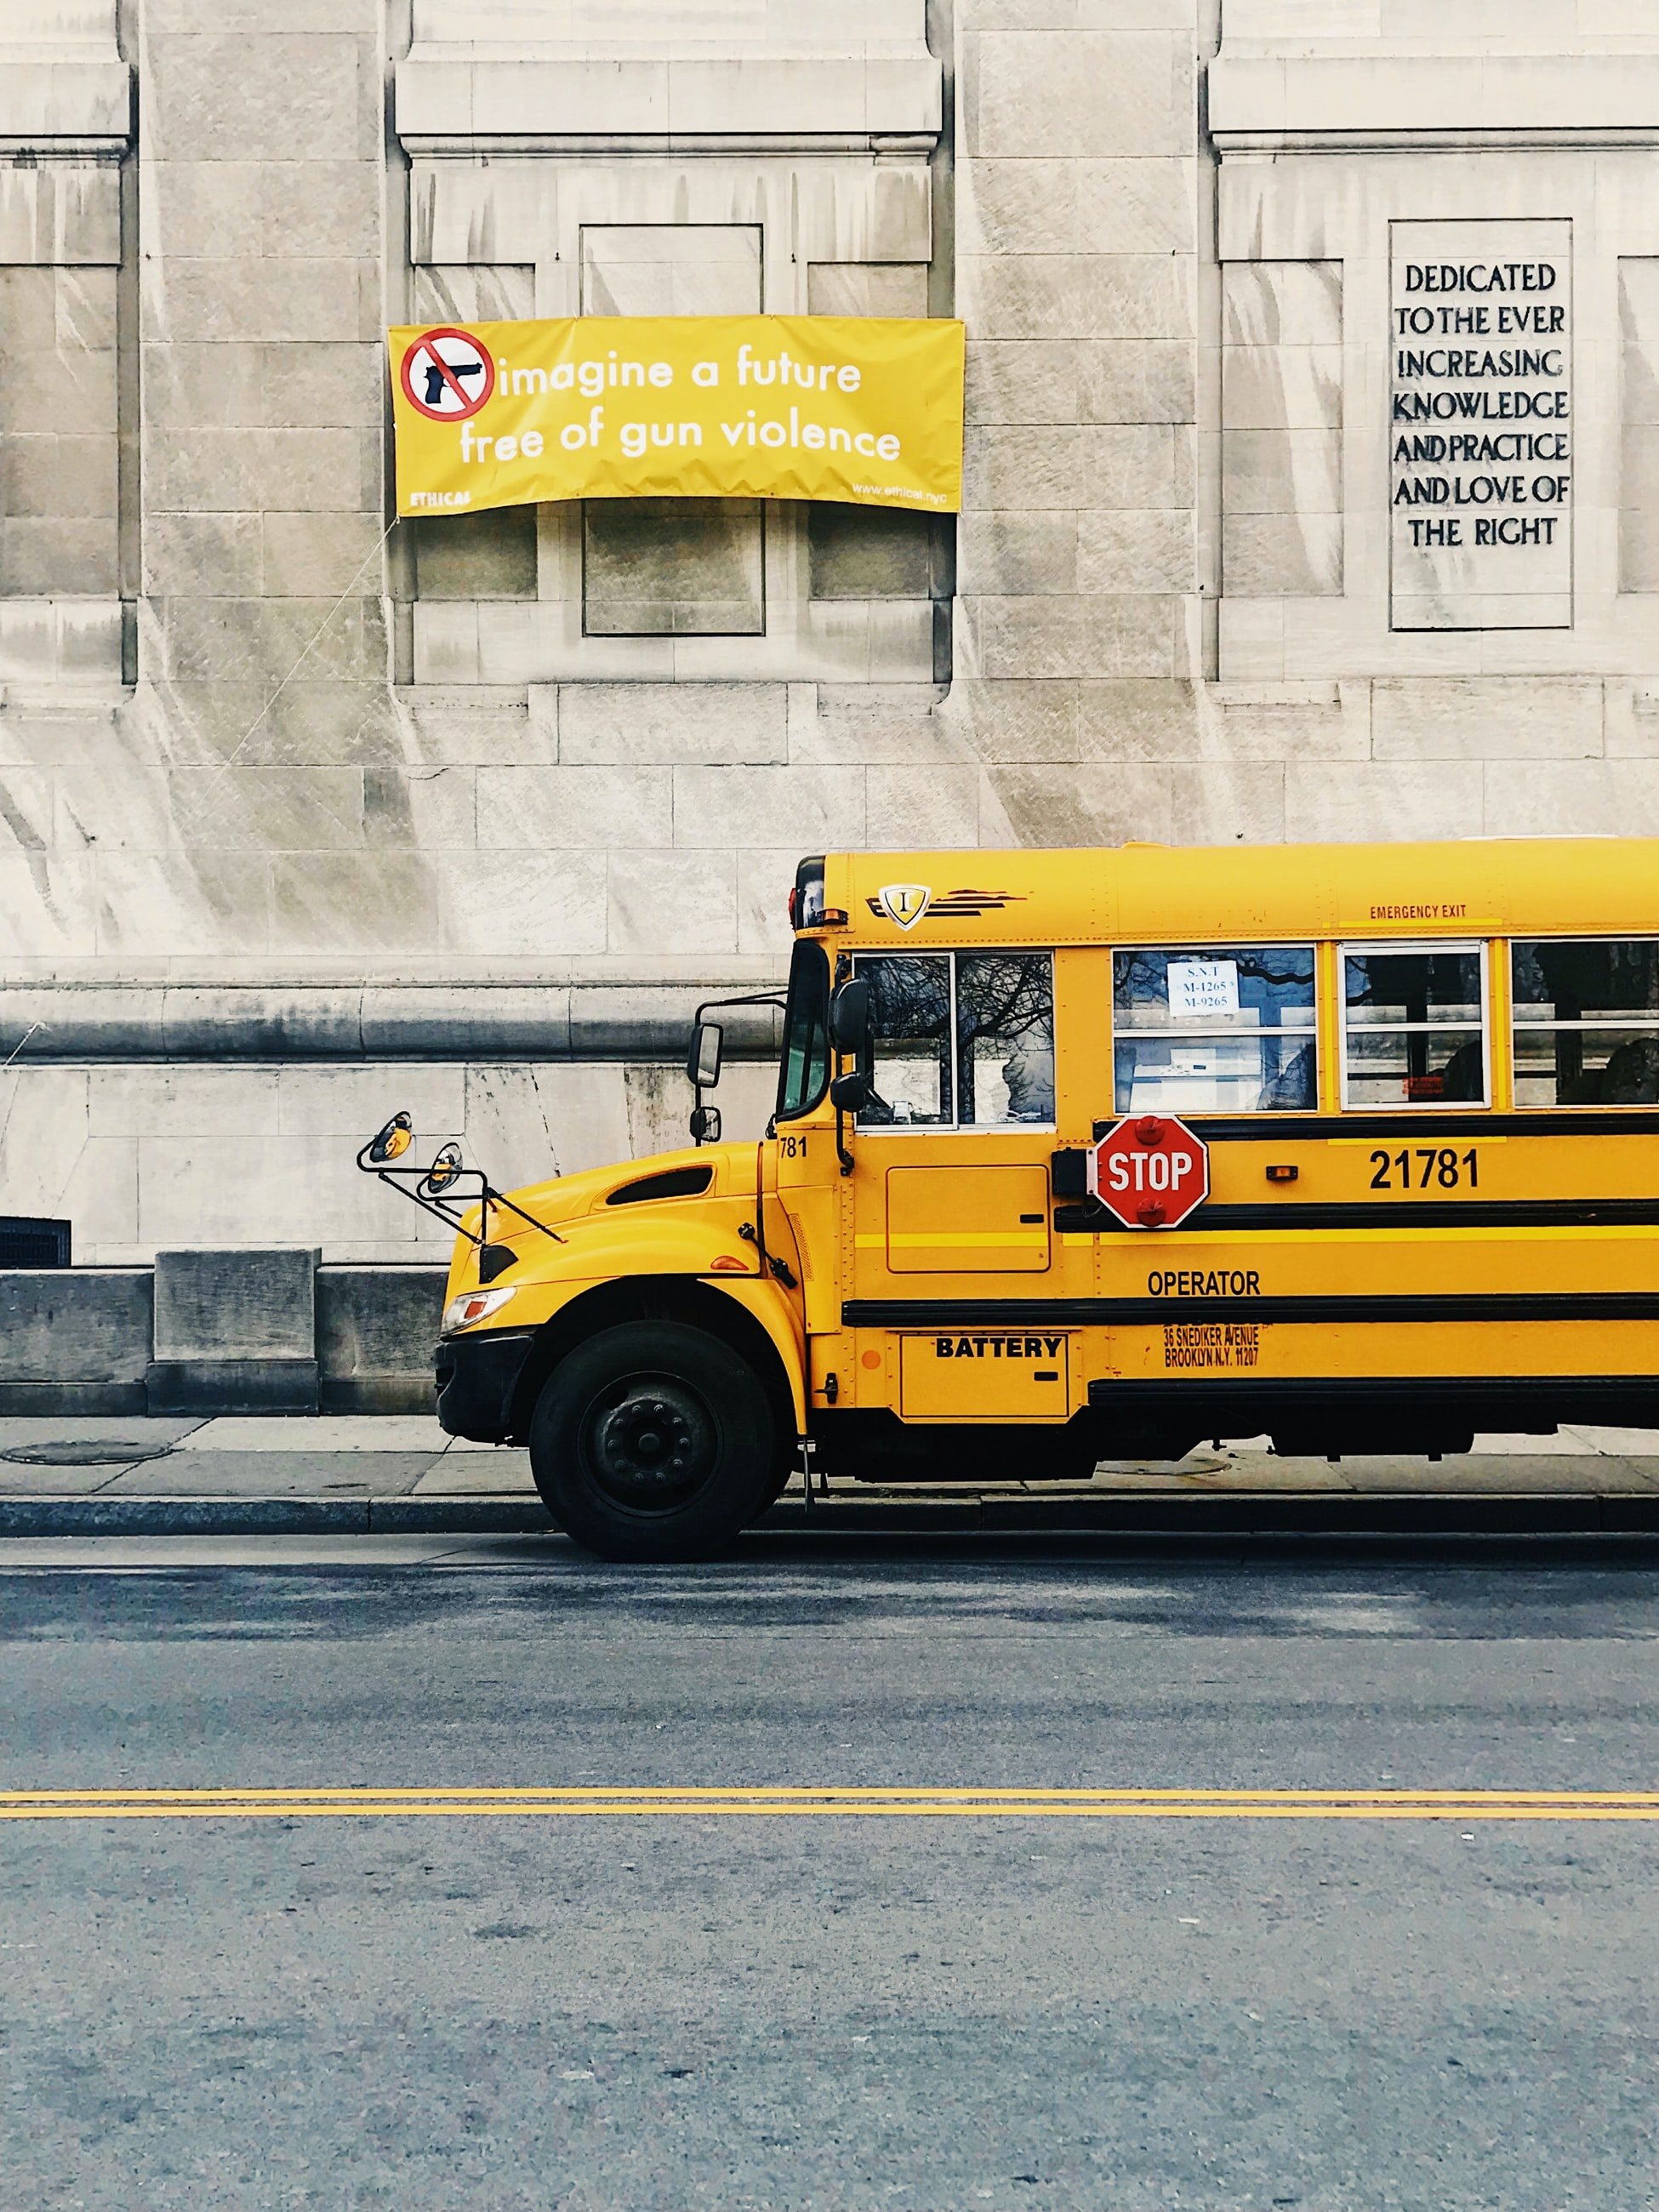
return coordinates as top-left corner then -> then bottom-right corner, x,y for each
442,1286 -> 517,1334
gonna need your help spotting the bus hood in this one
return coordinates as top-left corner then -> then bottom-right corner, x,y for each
458,1142 -> 753,1246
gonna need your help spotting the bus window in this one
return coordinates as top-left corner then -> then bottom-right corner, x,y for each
856,952 -> 1056,1129
1342,944 -> 1486,1107
859,955 -> 953,1125
1112,946 -> 1316,1115
957,954 -> 1054,1125
775,939 -> 831,1121
1512,939 -> 1659,1106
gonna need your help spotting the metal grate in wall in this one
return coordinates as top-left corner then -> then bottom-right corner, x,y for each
0,1217 -> 71,1268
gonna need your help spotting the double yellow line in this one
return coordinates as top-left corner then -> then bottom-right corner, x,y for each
3,1787 -> 1659,1823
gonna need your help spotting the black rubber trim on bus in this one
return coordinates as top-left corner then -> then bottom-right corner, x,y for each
843,1294 -> 1659,1329
434,1325 -> 539,1444
1085,1111 -> 1659,1143
1083,1374 -> 1659,1422
1054,1198 -> 1659,1235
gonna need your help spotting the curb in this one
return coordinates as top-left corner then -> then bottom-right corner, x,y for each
0,1497 -> 553,1537
777,1492 -> 1659,1536
3,1492 -> 1659,1539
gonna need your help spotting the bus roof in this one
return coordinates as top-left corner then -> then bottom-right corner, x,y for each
821,838 -> 1659,949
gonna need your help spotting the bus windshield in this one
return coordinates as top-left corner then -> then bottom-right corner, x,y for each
776,940 -> 831,1120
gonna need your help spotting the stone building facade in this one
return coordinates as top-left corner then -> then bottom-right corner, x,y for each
3,0 -> 1659,1267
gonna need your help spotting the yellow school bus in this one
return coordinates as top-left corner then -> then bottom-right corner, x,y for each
361,838 -> 1659,1559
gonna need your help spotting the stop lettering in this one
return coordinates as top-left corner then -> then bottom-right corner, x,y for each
1086,1114 -> 1210,1229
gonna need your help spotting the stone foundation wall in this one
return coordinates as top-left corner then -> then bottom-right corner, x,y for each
0,1255 -> 452,1416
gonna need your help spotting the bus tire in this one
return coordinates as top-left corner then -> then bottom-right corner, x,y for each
528,1320 -> 778,1563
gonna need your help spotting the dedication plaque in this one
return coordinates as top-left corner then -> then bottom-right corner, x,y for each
1390,219 -> 1572,630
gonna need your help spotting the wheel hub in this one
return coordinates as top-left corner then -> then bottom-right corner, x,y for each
586,1380 -> 715,1513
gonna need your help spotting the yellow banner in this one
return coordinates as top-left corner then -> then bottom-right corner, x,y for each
387,314 -> 965,520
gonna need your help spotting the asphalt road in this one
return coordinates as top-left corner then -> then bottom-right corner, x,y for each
3,1531 -> 1659,2211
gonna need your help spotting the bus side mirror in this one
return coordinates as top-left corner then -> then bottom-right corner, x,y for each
687,1020 -> 723,1092
689,1103 -> 721,1145
830,1071 -> 872,1113
419,1141 -> 463,1198
829,977 -> 871,1064
363,1112 -> 413,1166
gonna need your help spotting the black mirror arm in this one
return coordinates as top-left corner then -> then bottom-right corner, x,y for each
687,992 -> 786,1146
359,1165 -> 486,1245
355,1151 -> 564,1246
691,991 -> 787,1025
481,1188 -> 563,1242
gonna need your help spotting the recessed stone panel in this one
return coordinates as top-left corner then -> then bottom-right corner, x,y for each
1389,219 -> 1573,632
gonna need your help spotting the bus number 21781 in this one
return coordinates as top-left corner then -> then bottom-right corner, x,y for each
1369,1148 -> 1479,1191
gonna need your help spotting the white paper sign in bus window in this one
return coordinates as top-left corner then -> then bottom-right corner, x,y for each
1390,218 -> 1572,632
1167,960 -> 1240,1022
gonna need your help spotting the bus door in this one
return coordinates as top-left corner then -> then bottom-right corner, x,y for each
847,949 -> 1069,1420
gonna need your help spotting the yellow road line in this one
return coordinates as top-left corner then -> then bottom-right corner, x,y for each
9,1786 -> 1659,1803
6,1807 -> 1659,1824
3,1787 -> 1659,1823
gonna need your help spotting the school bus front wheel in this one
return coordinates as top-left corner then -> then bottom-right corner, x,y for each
527,1319 -> 784,1563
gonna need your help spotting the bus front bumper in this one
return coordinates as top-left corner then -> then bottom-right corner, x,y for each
434,1326 -> 538,1444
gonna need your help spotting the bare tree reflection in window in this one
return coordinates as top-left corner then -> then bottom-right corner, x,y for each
957,955 -> 1054,1124
860,956 -> 952,1126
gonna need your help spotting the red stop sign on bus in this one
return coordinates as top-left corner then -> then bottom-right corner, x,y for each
1086,1115 -> 1210,1230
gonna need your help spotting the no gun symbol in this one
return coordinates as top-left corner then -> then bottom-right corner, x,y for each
399,327 -> 496,422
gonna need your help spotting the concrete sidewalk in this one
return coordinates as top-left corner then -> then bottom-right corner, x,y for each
3,1414 -> 1659,1536
0,1414 -> 541,1536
